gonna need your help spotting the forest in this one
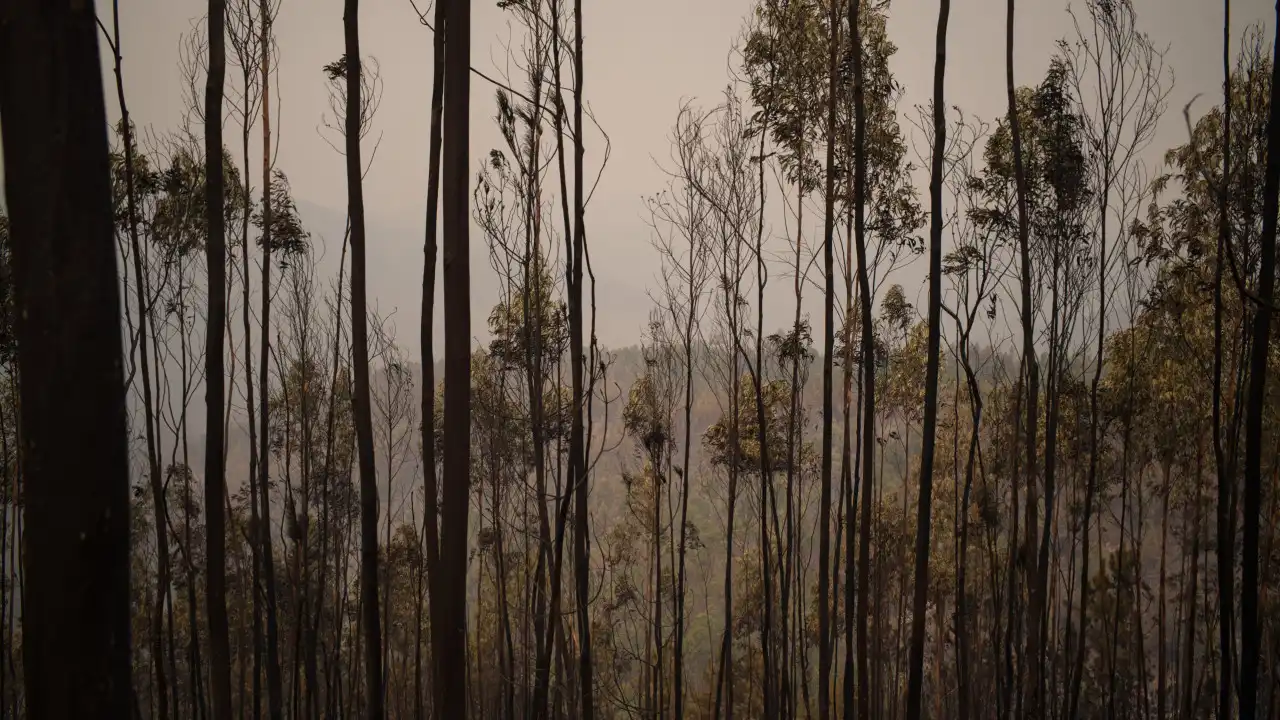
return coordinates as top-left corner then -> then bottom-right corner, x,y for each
1,0 -> 1279,718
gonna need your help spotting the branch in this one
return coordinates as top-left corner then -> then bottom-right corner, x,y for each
406,0 -> 537,106
1181,94 -> 1280,312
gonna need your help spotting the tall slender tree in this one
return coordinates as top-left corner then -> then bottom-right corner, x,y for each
419,0 -> 446,717
342,0 -> 385,715
439,0 -> 473,716
904,0 -> 949,716
570,0 -> 596,716
203,0 -> 236,715
1006,0 -> 1042,712
1239,4 -> 1280,718
851,0 -> 877,717
818,2 -> 841,717
101,8 -> 172,718
1213,6 -> 1234,720
257,3 -> 286,715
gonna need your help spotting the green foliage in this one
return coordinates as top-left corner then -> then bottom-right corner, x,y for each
252,169 -> 310,257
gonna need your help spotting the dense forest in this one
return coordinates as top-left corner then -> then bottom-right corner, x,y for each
2,0 -> 1280,718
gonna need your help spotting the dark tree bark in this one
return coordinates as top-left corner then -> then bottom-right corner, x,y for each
257,4 -> 285,716
233,9 -> 265,714
344,0 -> 385,715
439,0 -> 473,715
1005,0 -> 1042,713
0,0 -> 131,715
818,2 -> 841,716
851,1 -> 877,718
570,0 -> 595,717
1240,3 -> 1280,717
1212,6 -> 1234,720
101,9 -> 171,719
204,0 -> 236,715
419,1 -> 446,718
534,4 -> 575,714
674,190 -> 698,719
904,0 -> 949,716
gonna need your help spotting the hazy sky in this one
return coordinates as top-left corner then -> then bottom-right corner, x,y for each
95,0 -> 1276,351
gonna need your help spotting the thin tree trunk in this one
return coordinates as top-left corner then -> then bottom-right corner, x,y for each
204,0 -> 235,710
673,176 -> 699,720
343,0 -> 385,714
236,33 -> 264,718
851,0 -> 877,716
439,0 -> 473,715
1007,0 -> 1041,713
1181,444 -> 1203,720
818,1 -> 841,715
103,10 -> 172,718
903,0 -> 948,713
1158,464 -> 1171,720
1213,6 -> 1234,720
418,1 -> 446,716
570,0 -> 595,716
257,4 -> 285,716
1240,4 -> 1280,716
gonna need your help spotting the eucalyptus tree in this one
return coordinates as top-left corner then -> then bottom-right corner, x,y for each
0,0 -> 131,716
1059,4 -> 1169,715
903,0 -> 950,710
647,101 -> 714,718
1240,4 -> 1280,716
438,0 -> 474,717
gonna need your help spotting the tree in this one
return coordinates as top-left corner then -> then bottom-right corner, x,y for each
202,0 -> 236,715
419,0 -> 446,714
850,0 -> 877,715
257,2 -> 286,714
0,0 -> 131,715
818,0 -> 839,709
338,0 -> 385,716
101,8 -> 175,718
439,0 -> 473,717
1239,3 -> 1280,717
904,0 -> 950,714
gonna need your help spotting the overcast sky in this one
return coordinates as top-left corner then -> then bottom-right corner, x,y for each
94,0 -> 1276,352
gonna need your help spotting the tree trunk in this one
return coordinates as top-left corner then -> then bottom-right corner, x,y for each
439,0 -> 473,715
570,0 -> 595,716
1240,4 -> 1280,716
204,0 -> 235,712
0,0 -> 131,715
257,4 -> 285,716
904,0 -> 949,714
818,2 -> 841,716
419,1 -> 446,717
1007,0 -> 1041,712
1212,1 -> 1234,713
851,0 -> 877,717
103,9 -> 172,718
343,0 -> 385,714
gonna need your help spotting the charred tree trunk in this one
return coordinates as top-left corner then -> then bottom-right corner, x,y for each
257,4 -> 285,716
439,0 -> 473,715
102,10 -> 171,718
1006,0 -> 1041,713
419,0 -> 446,717
904,0 -> 948,714
204,0 -> 235,713
851,0 -> 876,716
343,0 -> 385,714
1240,4 -> 1280,716
818,2 -> 841,716
570,0 -> 595,716
0,0 -> 131,715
